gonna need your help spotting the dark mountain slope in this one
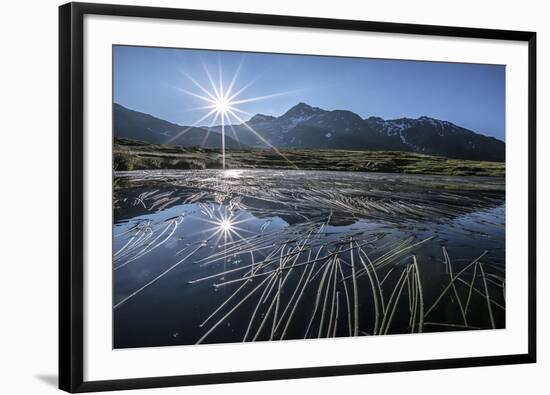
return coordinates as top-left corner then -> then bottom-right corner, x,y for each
113,104 -> 243,149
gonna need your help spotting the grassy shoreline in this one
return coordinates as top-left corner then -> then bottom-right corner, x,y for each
114,138 -> 505,177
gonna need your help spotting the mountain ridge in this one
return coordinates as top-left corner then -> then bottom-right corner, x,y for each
210,102 -> 504,162
114,102 -> 505,162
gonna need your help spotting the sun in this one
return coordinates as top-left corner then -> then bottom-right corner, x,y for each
214,96 -> 230,114
170,59 -> 299,170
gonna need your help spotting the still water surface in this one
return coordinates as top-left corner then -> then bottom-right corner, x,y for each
113,170 -> 505,348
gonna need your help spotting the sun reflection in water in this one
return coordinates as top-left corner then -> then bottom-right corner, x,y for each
219,219 -> 232,232
221,169 -> 244,179
199,207 -> 253,247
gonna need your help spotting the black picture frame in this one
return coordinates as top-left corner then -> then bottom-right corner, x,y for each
59,2 -> 537,392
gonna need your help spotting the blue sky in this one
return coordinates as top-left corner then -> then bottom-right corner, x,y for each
114,45 -> 505,141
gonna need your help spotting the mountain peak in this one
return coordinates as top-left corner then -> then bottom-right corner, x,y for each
285,102 -> 314,113
418,115 -> 440,123
280,102 -> 325,120
418,115 -> 455,127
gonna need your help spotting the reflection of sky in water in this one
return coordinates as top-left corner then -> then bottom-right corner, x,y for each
113,170 -> 505,348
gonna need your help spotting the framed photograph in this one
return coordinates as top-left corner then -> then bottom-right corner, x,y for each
59,2 -> 536,392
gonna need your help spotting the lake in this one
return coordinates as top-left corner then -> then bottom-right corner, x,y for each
113,169 -> 505,348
